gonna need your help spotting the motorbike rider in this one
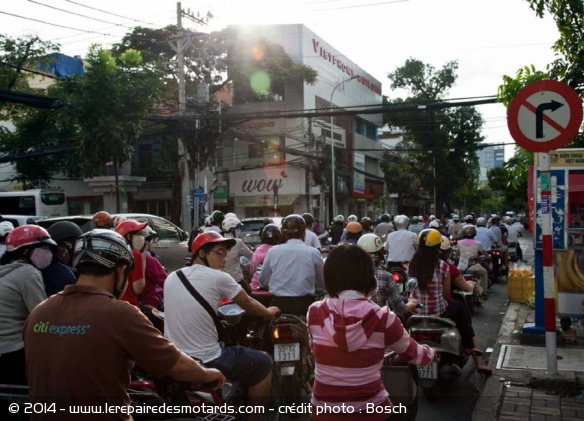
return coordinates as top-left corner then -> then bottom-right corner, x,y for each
339,214 -> 359,242
0,225 -> 55,386
221,216 -> 254,294
440,235 -> 477,295
204,210 -> 224,234
249,224 -> 283,307
504,216 -> 523,262
42,221 -> 83,296
490,215 -> 509,268
342,221 -> 363,245
385,214 -> 417,270
328,215 -> 345,245
475,216 -> 498,252
92,210 -> 113,229
457,225 -> 491,298
24,229 -> 226,417
373,213 -> 393,241
408,215 -> 424,234
139,226 -> 168,332
259,214 -> 324,315
448,214 -> 463,239
115,219 -> 148,307
0,220 -> 14,257
307,243 -> 435,419
164,231 -> 280,420
429,219 -> 447,236
359,233 -> 418,316
408,229 -> 491,375
360,216 -> 374,234
302,212 -> 321,250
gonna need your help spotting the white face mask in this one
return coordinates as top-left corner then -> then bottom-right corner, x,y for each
30,248 -> 53,270
131,235 -> 146,251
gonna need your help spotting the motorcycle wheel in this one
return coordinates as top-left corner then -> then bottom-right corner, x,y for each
276,371 -> 303,406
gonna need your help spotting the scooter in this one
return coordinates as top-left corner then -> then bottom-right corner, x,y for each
508,241 -> 519,263
404,279 -> 469,401
489,247 -> 508,282
388,262 -> 408,294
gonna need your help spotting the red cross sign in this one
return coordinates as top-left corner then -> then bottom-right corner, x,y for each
507,80 -> 582,152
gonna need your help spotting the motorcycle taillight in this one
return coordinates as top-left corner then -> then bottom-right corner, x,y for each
411,330 -> 442,343
273,324 -> 293,342
392,272 -> 401,283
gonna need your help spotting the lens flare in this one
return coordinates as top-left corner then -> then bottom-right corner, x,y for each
250,71 -> 271,94
251,45 -> 265,61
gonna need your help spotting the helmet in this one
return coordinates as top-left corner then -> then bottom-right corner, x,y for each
380,214 -> 391,223
440,235 -> 451,251
347,215 -> 358,222
204,215 -> 212,227
301,213 -> 315,225
346,221 -> 363,234
224,212 -> 237,220
411,216 -> 419,224
476,217 -> 487,227
491,215 -> 501,224
394,215 -> 410,230
72,229 -> 133,270
417,229 -> 442,248
261,224 -> 283,245
47,221 -> 83,243
505,216 -> 513,224
281,214 -> 306,239
0,221 -> 14,237
222,217 -> 242,232
357,233 -> 384,254
429,215 -> 436,221
464,214 -> 474,224
113,215 -> 128,227
211,210 -> 225,225
115,220 -> 148,238
92,211 -> 112,228
452,214 -> 460,221
190,231 -> 236,255
429,220 -> 441,228
142,225 -> 158,242
5,225 -> 57,252
462,224 -> 477,238
334,215 -> 345,223
361,216 -> 372,224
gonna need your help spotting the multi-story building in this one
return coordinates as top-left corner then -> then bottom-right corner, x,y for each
477,144 -> 505,182
220,24 -> 384,224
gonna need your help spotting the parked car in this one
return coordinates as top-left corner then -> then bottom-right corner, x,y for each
0,214 -> 46,227
38,213 -> 189,272
239,216 -> 283,249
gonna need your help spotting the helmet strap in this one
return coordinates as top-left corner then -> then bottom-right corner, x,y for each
112,266 -> 130,299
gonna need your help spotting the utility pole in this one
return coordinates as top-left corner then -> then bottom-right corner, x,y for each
306,117 -> 313,213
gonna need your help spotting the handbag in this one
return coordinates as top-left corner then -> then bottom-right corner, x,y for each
176,270 -> 238,347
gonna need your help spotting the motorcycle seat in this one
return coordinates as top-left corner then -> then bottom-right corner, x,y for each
406,314 -> 457,330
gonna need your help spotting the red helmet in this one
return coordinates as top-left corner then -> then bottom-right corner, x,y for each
93,211 -> 112,228
5,225 -> 57,253
115,220 -> 148,238
191,231 -> 236,255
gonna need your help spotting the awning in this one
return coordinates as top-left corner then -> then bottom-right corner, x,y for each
234,194 -> 299,207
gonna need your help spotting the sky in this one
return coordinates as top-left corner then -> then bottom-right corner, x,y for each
1,0 -> 561,160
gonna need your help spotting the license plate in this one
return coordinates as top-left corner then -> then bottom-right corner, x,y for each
417,361 -> 438,379
274,343 -> 300,362
508,247 -> 516,253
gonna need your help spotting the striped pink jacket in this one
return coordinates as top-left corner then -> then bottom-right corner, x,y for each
307,295 -> 435,413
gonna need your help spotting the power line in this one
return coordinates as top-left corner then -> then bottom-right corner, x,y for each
65,0 -> 156,26
0,10 -> 115,37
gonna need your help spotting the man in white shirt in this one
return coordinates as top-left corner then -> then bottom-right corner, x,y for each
302,213 -> 322,250
504,216 -> 523,262
385,215 -> 417,269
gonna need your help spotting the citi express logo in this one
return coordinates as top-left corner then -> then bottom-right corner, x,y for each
33,321 -> 91,336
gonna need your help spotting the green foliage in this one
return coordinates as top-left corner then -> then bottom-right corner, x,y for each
383,58 -> 484,216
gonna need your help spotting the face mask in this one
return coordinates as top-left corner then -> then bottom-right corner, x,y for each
30,248 -> 53,270
132,235 -> 146,251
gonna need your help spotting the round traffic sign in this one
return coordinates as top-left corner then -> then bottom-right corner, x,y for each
507,80 -> 583,152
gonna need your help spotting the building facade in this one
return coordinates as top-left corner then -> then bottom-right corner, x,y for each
477,144 -> 505,182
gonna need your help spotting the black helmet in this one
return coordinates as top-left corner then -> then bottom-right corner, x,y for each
73,229 -> 134,270
301,213 -> 315,225
47,221 -> 83,243
211,210 -> 224,225
380,214 -> 391,223
261,224 -> 283,245
281,214 -> 306,239
462,225 -> 477,239
361,216 -> 372,224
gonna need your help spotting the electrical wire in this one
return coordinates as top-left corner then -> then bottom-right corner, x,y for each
65,0 -> 157,26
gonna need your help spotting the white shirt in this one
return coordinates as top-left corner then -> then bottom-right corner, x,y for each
304,229 -> 321,249
475,226 -> 497,251
259,239 -> 324,296
164,265 -> 242,363
385,229 -> 418,262
505,223 -> 520,243
223,237 -> 253,281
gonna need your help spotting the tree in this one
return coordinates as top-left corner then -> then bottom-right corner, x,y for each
59,46 -> 162,211
383,58 -> 484,217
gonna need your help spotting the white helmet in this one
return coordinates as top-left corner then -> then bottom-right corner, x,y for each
334,215 -> 345,223
204,215 -> 213,227
225,212 -> 237,220
113,215 -> 128,227
393,215 -> 410,230
429,215 -> 436,221
347,215 -> 358,222
222,217 -> 242,232
440,235 -> 451,251
357,233 -> 384,254
476,217 -> 487,227
429,220 -> 441,228
0,221 -> 15,237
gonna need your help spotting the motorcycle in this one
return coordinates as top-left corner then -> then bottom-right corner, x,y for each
404,279 -> 469,401
489,247 -> 508,282
388,262 -> 409,294
508,241 -> 519,263
449,236 -> 460,266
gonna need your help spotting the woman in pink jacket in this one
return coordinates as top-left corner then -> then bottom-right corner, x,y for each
307,243 -> 435,420
249,224 -> 283,290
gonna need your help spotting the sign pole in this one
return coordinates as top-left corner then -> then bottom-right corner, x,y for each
539,152 -> 557,374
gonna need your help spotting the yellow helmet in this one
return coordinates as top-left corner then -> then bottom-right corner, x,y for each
417,228 -> 442,247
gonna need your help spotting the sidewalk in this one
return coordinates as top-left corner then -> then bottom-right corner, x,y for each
472,298 -> 584,421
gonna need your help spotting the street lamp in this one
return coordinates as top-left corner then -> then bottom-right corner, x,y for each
330,74 -> 359,218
